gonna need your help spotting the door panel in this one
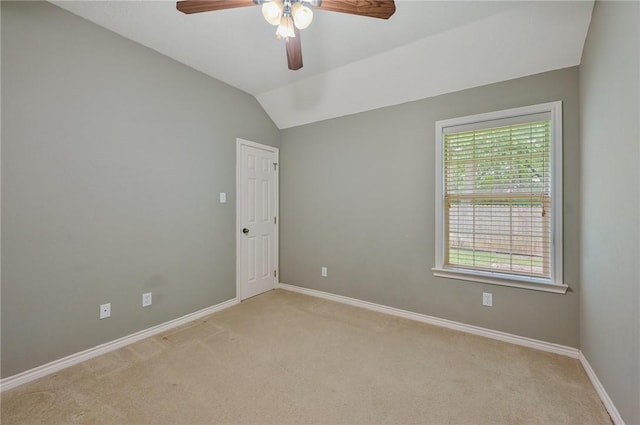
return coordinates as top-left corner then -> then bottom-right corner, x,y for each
238,140 -> 278,300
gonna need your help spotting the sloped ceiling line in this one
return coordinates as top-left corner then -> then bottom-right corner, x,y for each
50,1 -> 593,129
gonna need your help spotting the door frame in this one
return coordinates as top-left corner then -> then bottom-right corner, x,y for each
235,138 -> 279,302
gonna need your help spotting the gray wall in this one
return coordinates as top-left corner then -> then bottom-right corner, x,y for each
4,8 -> 637,423
280,67 -> 581,348
1,1 -> 279,377
579,2 -> 640,424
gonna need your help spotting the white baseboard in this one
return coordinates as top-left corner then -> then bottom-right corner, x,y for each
277,282 -> 579,358
3,285 -> 625,425
278,282 -> 628,424
579,352 -> 626,425
0,298 -> 239,392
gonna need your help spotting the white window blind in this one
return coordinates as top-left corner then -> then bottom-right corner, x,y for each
445,120 -> 551,278
434,102 -> 565,292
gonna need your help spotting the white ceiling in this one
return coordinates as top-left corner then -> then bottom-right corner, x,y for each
51,0 -> 594,129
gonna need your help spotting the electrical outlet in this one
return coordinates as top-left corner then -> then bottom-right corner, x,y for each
142,292 -> 152,307
100,303 -> 111,319
482,292 -> 493,307
321,267 -> 328,277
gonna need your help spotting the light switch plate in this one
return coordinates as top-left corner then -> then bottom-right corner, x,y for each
100,303 -> 111,319
219,192 -> 227,203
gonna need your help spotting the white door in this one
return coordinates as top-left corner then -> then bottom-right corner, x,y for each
236,139 -> 278,300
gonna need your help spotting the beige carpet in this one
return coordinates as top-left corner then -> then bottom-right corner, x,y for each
1,289 -> 611,424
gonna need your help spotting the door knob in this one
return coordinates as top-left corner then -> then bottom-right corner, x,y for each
242,228 -> 249,235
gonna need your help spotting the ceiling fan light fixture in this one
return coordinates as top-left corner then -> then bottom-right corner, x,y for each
261,0 -> 283,26
291,2 -> 313,29
176,0 -> 396,71
276,15 -> 295,39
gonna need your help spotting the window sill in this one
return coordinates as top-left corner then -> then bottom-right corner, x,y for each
432,268 -> 569,294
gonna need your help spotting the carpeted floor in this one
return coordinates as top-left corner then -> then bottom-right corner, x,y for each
1,289 -> 611,424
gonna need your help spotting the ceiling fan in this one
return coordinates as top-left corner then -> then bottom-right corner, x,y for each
176,0 -> 396,71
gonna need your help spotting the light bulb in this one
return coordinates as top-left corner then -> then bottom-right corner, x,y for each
262,1 -> 283,26
291,2 -> 313,29
276,15 -> 295,39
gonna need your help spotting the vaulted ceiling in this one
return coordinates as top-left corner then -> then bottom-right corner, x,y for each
51,1 -> 594,129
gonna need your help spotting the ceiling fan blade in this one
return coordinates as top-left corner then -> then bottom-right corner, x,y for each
176,0 -> 257,14
314,0 -> 395,19
286,28 -> 303,71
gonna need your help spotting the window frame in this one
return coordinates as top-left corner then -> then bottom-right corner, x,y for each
433,101 -> 567,294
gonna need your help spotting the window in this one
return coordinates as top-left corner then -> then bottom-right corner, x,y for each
433,102 -> 566,293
